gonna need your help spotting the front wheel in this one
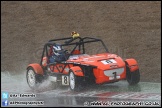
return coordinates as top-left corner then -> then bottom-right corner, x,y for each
69,70 -> 83,91
126,65 -> 140,85
26,67 -> 44,89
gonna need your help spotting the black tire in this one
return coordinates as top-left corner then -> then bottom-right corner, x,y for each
126,65 -> 140,85
69,70 -> 84,91
26,67 -> 44,89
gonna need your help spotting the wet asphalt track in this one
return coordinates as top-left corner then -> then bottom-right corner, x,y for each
1,72 -> 161,107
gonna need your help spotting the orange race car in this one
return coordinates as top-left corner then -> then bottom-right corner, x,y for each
26,32 -> 140,91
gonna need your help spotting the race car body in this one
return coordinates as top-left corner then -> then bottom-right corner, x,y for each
26,34 -> 140,91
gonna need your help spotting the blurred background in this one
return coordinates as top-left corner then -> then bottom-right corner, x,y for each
1,1 -> 161,82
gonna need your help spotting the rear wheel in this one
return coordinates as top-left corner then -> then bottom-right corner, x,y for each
26,67 -> 44,89
69,70 -> 83,91
126,65 -> 140,85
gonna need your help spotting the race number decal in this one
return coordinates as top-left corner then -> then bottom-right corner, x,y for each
101,59 -> 117,65
62,75 -> 69,85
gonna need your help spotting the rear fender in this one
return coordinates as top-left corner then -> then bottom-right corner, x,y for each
70,66 -> 84,76
125,59 -> 139,72
27,63 -> 44,75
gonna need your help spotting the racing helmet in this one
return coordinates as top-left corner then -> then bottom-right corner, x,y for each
53,44 -> 64,56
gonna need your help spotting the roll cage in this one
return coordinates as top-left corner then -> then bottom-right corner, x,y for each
40,37 -> 109,65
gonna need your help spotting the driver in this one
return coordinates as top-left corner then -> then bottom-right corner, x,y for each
49,44 -> 68,63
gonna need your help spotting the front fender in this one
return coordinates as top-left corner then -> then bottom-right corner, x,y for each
27,63 -> 44,75
70,66 -> 84,76
125,59 -> 139,72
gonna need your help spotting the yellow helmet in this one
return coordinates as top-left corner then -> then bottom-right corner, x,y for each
71,31 -> 79,38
